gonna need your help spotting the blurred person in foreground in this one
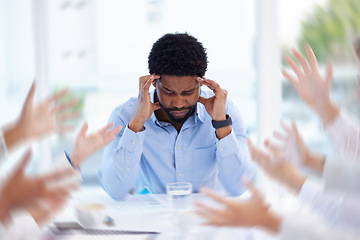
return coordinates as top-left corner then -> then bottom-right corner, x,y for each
99,32 -> 255,200
0,81 -> 122,239
194,42 -> 360,239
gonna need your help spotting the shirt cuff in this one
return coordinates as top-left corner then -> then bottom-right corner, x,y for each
298,178 -> 324,206
117,125 -> 146,152
216,129 -> 240,158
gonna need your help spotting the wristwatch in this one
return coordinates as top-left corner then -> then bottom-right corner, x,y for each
211,114 -> 232,129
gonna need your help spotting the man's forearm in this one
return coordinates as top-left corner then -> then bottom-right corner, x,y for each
99,150 -> 142,200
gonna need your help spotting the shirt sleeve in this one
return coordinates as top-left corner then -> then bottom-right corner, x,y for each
325,109 -> 360,162
322,156 -> 360,194
5,209 -> 42,240
299,178 -> 360,231
281,213 -> 360,240
99,112 -> 146,200
215,100 -> 256,196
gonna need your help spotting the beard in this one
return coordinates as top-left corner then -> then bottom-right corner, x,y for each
158,101 -> 196,123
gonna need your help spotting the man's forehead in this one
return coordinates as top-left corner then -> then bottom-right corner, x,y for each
157,76 -> 199,90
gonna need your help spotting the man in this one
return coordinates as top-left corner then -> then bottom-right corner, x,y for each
99,33 -> 255,200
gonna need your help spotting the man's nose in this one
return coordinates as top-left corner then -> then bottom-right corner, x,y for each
172,96 -> 187,109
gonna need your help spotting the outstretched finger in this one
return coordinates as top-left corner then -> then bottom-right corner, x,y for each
102,125 -> 123,144
199,188 -> 228,205
55,111 -> 81,123
23,80 -> 36,111
13,148 -> 33,177
194,200 -> 225,220
195,208 -> 219,226
242,178 -> 263,202
78,121 -> 89,138
272,130 -> 288,142
247,138 -> 270,165
292,48 -> 311,77
52,98 -> 78,114
285,55 -> 304,80
305,44 -> 319,74
325,62 -> 333,89
45,88 -> 70,105
41,167 -> 77,182
96,122 -> 114,135
264,139 -> 284,156
281,69 -> 298,88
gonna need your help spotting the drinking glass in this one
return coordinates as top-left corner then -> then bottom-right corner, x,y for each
166,182 -> 192,211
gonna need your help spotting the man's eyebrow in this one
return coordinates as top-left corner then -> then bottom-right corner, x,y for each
182,87 -> 197,93
162,85 -> 174,92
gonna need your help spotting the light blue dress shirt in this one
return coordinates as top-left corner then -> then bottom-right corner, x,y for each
99,90 -> 255,200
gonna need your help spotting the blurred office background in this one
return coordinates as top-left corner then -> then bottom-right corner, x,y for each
0,0 -> 359,186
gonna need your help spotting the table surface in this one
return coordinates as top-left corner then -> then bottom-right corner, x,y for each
43,185 -> 292,240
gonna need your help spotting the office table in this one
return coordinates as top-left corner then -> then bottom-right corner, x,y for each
42,185 -> 284,240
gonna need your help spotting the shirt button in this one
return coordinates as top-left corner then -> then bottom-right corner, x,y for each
165,123 -> 169,126
132,140 -> 135,144
178,173 -> 182,176
139,141 -> 143,145
219,147 -> 224,151
126,167 -> 130,171
176,146 -> 180,149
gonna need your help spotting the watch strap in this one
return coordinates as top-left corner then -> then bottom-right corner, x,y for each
211,114 -> 232,129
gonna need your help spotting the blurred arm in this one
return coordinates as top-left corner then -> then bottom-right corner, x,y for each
325,109 -> 360,162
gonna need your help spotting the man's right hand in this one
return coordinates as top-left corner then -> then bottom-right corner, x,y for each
129,75 -> 161,132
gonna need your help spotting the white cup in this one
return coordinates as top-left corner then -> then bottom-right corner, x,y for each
74,203 -> 107,229
166,182 -> 192,211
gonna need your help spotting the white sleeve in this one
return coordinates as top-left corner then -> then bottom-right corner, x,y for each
281,213 -> 360,240
0,222 -> 5,240
5,209 -> 42,240
322,156 -> 360,194
325,109 -> 360,162
298,179 -> 360,231
0,129 -> 8,163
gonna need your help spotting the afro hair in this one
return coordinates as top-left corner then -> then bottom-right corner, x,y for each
148,33 -> 208,77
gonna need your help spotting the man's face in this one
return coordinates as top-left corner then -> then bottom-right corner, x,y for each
154,75 -> 201,123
